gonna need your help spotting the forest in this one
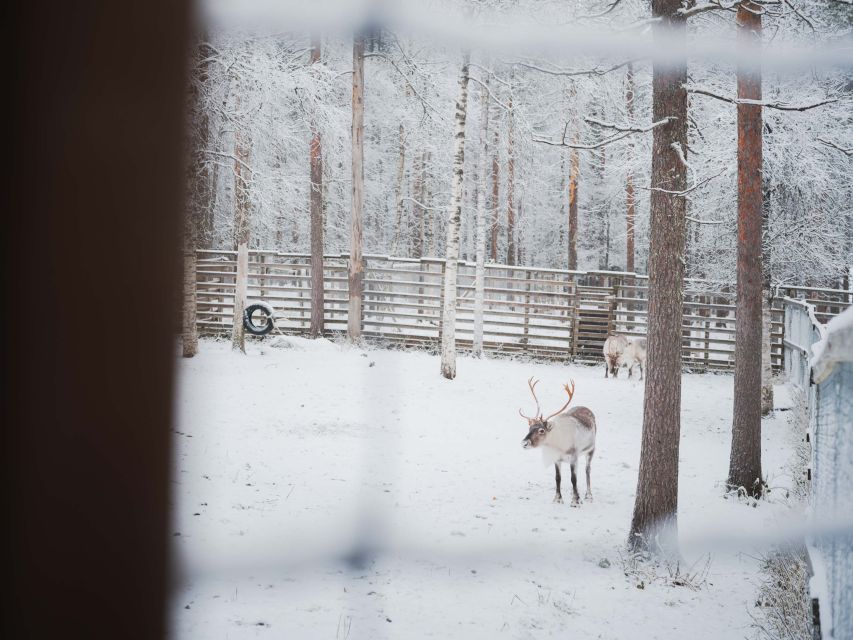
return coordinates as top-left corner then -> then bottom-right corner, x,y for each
185,0 -> 852,287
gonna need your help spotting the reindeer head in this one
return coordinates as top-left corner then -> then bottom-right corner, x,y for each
519,377 -> 576,449
606,353 -> 621,377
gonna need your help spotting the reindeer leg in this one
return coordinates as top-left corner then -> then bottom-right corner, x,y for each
639,363 -> 644,380
604,363 -> 608,378
553,463 -> 563,503
585,449 -> 594,502
569,462 -> 580,507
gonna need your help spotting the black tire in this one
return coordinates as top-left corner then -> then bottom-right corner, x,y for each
243,304 -> 275,336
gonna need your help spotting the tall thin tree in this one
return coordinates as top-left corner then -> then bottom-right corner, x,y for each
348,33 -> 365,341
728,1 -> 765,497
506,90 -> 516,266
629,0 -> 688,554
182,42 -> 212,358
440,52 -> 471,380
625,62 -> 636,273
309,34 -> 325,338
231,116 -> 251,354
473,74 -> 491,357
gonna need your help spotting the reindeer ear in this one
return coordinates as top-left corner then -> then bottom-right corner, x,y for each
544,421 -> 553,431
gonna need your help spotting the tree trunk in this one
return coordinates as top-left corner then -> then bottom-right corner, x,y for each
391,122 -> 407,255
348,34 -> 365,341
440,53 -> 471,380
491,129 -> 500,263
506,93 -> 516,266
309,35 -> 325,338
628,0 -> 687,555
182,42 -> 212,358
231,123 -> 251,354
568,143 -> 579,270
729,2 -> 764,497
625,62 -> 636,273
760,177 -> 774,415
473,76 -> 491,357
411,151 -> 427,259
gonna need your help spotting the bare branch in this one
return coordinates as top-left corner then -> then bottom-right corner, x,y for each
678,1 -> 739,18
363,52 -> 448,122
782,0 -> 816,31
818,138 -> 853,156
534,117 -> 674,149
510,59 -> 636,78
468,75 -> 512,112
688,86 -> 839,111
686,215 -> 727,224
576,0 -> 623,20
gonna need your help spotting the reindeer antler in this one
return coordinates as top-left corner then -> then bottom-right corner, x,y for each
518,376 -> 542,420
544,379 -> 576,422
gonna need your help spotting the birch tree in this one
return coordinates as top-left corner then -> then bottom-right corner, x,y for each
473,74 -> 491,357
231,116 -> 252,354
625,62 -> 636,273
440,52 -> 471,380
348,34 -> 365,342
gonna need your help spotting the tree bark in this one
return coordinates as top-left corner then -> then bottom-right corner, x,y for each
411,151 -> 427,259
506,93 -> 516,266
348,34 -> 365,341
729,2 -> 764,497
628,0 -> 687,555
231,119 -> 251,354
491,129 -> 500,262
440,53 -> 471,380
625,62 -> 636,273
309,35 -> 325,338
760,177 -> 774,415
568,143 -> 579,270
182,41 -> 212,358
473,76 -> 491,357
391,118 -> 408,255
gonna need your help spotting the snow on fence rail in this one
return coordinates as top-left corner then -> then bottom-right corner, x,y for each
784,300 -> 853,640
195,249 -> 851,370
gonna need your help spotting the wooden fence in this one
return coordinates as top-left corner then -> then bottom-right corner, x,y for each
195,249 -> 852,371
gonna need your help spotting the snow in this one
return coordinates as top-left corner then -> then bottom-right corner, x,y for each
171,338 -> 802,639
811,306 -> 853,383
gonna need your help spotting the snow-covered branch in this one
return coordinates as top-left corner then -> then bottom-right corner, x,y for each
818,139 -> 853,156
534,117 -> 675,150
677,1 -> 739,18
511,59 -> 636,78
688,86 -> 839,111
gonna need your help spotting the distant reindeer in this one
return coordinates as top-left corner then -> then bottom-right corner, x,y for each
519,378 -> 597,506
623,337 -> 647,380
603,334 -> 628,378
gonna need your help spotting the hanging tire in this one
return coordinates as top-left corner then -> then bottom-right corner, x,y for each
243,303 -> 275,336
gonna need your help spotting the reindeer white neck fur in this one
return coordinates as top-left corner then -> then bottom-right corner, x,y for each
519,377 -> 597,506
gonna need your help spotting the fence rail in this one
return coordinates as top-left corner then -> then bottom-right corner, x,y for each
195,249 -> 852,370
784,299 -> 853,640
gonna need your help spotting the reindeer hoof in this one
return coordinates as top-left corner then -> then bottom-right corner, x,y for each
570,499 -> 580,508
585,493 -> 593,503
553,495 -> 563,504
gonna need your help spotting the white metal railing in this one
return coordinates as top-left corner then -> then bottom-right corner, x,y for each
784,299 -> 853,640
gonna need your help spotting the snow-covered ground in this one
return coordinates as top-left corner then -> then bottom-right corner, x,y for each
170,337 -> 802,639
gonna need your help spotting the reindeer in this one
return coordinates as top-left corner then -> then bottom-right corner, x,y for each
603,334 -> 628,378
622,337 -> 647,380
519,378 -> 597,507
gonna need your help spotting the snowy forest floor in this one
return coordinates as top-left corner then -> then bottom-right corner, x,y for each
171,337 -> 805,640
